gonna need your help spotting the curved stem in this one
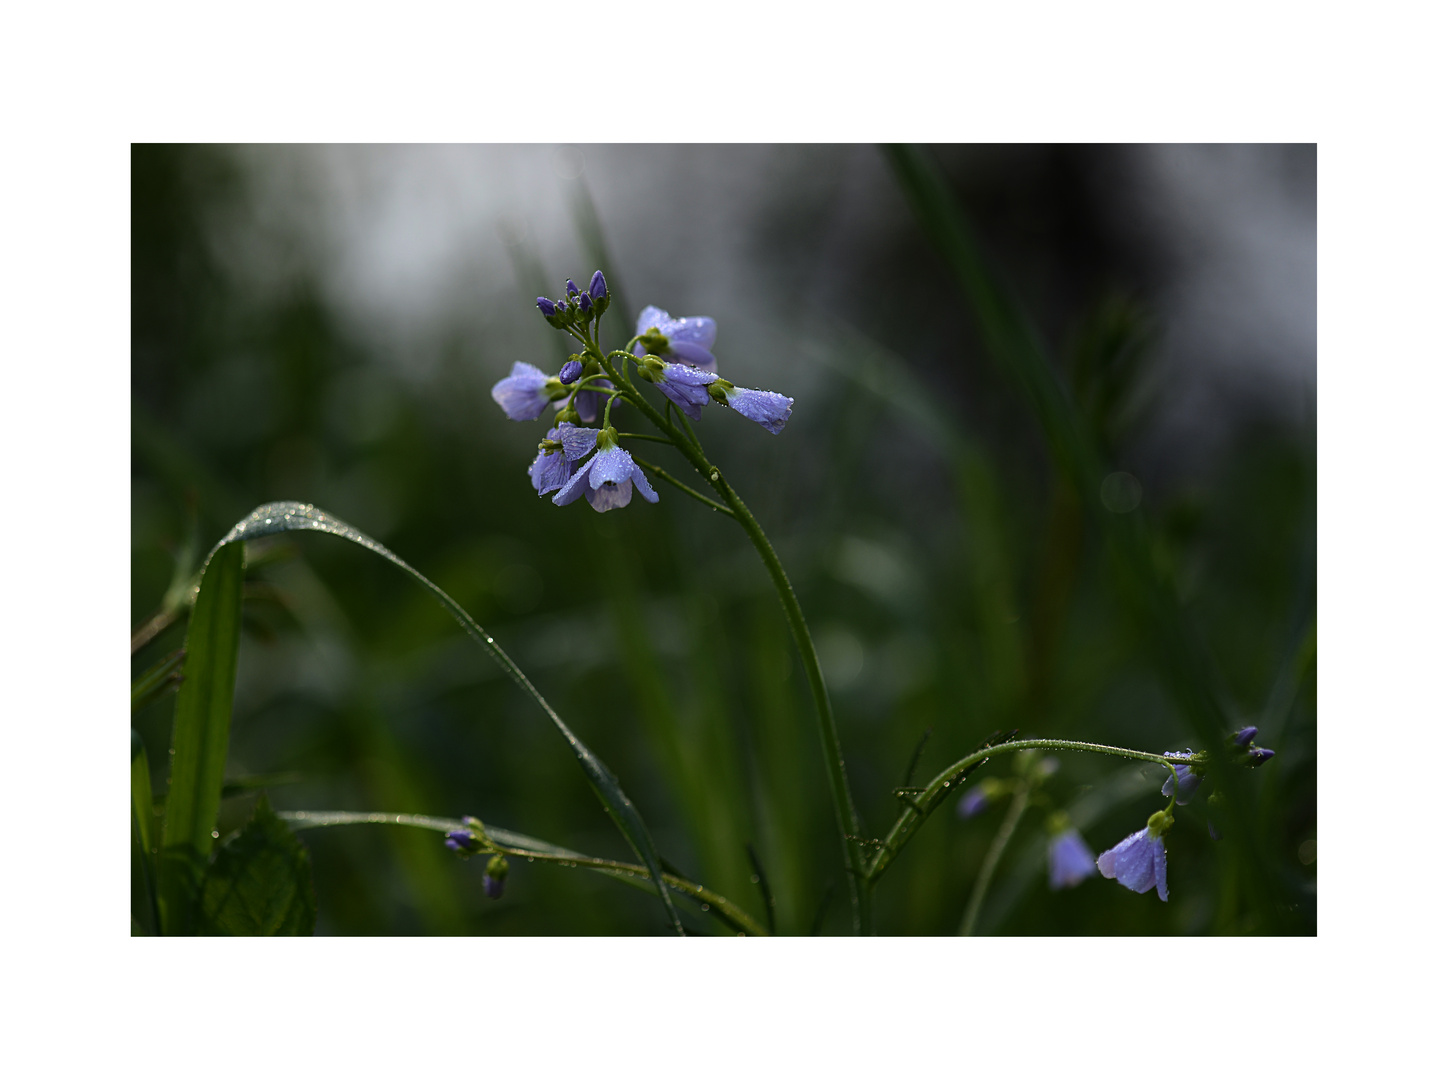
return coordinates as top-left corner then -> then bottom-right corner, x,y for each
865,738 -> 1195,883
590,346 -> 872,934
278,810 -> 767,936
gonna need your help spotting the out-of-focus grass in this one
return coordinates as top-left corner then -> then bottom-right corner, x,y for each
131,145 -> 1315,934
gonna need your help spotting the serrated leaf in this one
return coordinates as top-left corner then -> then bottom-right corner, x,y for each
197,797 -> 315,936
215,502 -> 684,934
158,540 -> 244,935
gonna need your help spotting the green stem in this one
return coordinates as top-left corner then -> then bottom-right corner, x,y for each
279,811 -> 766,936
632,457 -> 736,515
865,738 -> 1195,883
959,780 -> 1031,935
591,347 -> 872,934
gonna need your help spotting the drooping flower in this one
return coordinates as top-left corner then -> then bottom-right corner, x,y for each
552,428 -> 659,513
707,379 -> 794,434
1048,829 -> 1098,890
492,361 -> 564,421
1161,750 -> 1202,805
1097,811 -> 1172,901
634,305 -> 718,372
528,423 -> 597,496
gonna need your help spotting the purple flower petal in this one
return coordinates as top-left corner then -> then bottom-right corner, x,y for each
666,340 -> 717,372
552,457 -> 596,506
1047,829 -> 1097,890
556,422 -> 599,461
528,431 -> 574,495
589,445 -> 638,488
1097,828 -> 1168,900
585,478 -> 633,512
630,463 -> 659,503
656,362 -> 719,420
491,361 -> 552,421
574,381 -> 612,424
724,386 -> 794,434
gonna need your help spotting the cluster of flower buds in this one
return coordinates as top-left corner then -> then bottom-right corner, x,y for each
537,270 -> 610,330
1229,724 -> 1276,766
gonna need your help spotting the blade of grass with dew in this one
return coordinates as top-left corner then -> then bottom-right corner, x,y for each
216,501 -> 684,934
157,539 -> 244,934
883,144 -> 1288,929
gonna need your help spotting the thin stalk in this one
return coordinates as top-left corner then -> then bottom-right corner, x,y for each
592,346 -> 872,934
633,457 -> 736,515
959,781 -> 1030,935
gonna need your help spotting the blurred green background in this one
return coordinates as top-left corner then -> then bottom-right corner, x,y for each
131,144 -> 1315,935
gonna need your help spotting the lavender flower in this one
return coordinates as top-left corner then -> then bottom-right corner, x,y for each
956,784 -> 990,819
1161,750 -> 1202,805
552,429 -> 659,513
1097,811 -> 1172,901
642,360 -> 719,420
634,305 -> 719,372
707,379 -> 795,434
528,423 -> 597,496
1048,829 -> 1098,890
492,361 -> 563,421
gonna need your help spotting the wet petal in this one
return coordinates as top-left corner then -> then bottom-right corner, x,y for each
724,386 -> 794,434
630,464 -> 659,503
590,445 -> 638,488
552,458 -> 595,506
586,478 -> 633,512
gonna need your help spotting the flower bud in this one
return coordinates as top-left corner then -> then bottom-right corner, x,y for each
566,279 -> 579,297
1246,746 -> 1275,766
559,359 -> 584,384
1232,725 -> 1259,746
579,293 -> 593,313
589,269 -> 608,300
536,297 -> 556,317
483,854 -> 510,899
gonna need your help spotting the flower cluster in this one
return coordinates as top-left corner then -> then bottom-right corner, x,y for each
489,274 -> 798,513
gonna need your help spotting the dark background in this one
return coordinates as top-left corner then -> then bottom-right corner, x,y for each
131,144 -> 1316,935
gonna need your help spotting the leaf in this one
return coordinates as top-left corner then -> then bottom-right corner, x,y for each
157,540 -> 244,935
197,797 -> 315,936
216,501 -> 684,934
131,729 -> 159,935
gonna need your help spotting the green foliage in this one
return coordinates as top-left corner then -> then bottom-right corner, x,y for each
158,541 -> 243,935
197,797 -> 316,936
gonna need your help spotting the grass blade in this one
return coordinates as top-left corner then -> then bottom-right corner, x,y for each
218,501 -> 684,934
157,540 -> 243,934
131,730 -> 159,935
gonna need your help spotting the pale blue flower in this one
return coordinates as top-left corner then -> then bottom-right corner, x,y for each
1047,829 -> 1097,890
492,361 -> 557,421
655,362 -> 719,420
634,305 -> 718,372
552,437 -> 658,513
710,381 -> 794,434
528,423 -> 597,496
1097,826 -> 1169,901
1161,750 -> 1202,805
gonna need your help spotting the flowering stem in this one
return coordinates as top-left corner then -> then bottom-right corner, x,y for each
592,347 -> 873,934
959,780 -> 1032,936
865,738 -> 1197,884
